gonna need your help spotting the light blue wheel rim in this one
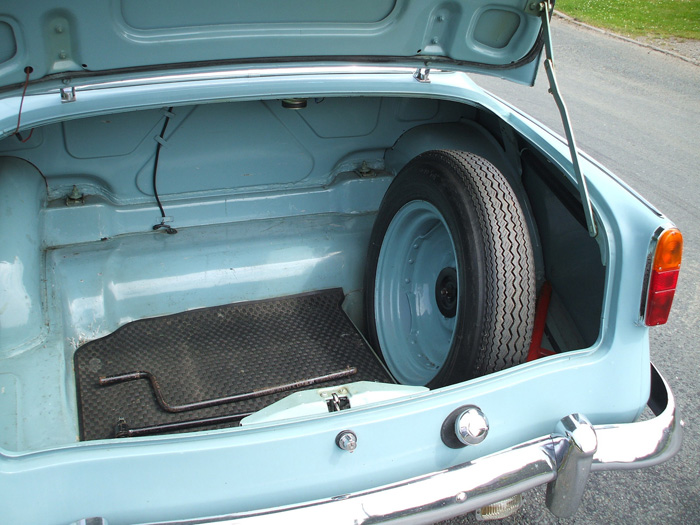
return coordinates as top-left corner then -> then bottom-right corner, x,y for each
374,200 -> 459,385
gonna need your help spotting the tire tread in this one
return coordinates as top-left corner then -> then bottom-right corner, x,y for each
423,150 -> 536,375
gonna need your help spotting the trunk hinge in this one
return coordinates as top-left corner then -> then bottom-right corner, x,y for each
537,1 -> 598,238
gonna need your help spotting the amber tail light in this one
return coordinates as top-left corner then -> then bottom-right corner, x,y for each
645,228 -> 683,326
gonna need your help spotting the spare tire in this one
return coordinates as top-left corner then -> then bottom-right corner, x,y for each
364,150 -> 536,388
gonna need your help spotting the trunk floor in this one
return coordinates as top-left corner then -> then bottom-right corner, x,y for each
75,289 -> 392,441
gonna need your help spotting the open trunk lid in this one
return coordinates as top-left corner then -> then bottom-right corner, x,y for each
0,0 -> 547,89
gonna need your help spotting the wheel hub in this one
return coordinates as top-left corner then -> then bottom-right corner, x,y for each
435,267 -> 458,318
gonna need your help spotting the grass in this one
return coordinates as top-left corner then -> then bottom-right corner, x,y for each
556,0 -> 700,40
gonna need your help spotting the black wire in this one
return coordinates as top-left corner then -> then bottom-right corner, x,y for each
152,107 -> 177,234
14,67 -> 35,143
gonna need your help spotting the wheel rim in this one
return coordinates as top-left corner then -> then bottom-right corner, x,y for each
374,200 -> 459,385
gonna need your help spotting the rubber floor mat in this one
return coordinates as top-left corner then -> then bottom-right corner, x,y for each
75,289 -> 392,440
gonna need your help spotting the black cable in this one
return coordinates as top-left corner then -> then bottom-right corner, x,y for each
152,107 -> 177,234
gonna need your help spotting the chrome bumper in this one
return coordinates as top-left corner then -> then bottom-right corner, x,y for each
152,364 -> 681,524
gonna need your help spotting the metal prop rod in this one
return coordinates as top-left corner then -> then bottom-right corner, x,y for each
539,1 -> 598,238
114,412 -> 253,438
99,367 -> 358,413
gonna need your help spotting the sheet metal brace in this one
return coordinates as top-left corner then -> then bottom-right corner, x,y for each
537,1 -> 598,238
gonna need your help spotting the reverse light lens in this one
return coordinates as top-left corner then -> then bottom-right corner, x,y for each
645,228 -> 683,326
476,494 -> 524,521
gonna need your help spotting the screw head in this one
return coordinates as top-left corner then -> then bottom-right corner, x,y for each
336,430 -> 357,452
455,407 -> 489,446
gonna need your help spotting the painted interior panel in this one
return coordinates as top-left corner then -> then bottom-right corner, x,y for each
0,128 -> 43,153
298,97 -> 381,138
0,21 -> 16,63
0,159 -> 46,352
120,0 -> 398,27
419,2 -> 463,56
63,109 -> 164,159
395,98 -> 441,122
473,9 -> 521,49
43,11 -> 82,74
0,374 -> 18,451
134,103 -> 316,195
522,157 -> 605,348
2,98 -> 474,206
48,213 -> 379,345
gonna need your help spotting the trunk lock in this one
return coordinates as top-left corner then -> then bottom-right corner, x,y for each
336,430 -> 358,452
441,405 -> 489,448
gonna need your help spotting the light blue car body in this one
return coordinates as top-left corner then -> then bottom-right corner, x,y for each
0,2 -> 680,523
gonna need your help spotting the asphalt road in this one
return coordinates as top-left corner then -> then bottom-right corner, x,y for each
442,16 -> 700,525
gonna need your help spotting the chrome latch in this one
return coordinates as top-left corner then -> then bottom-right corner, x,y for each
60,86 -> 76,103
327,393 -> 351,412
413,68 -> 431,83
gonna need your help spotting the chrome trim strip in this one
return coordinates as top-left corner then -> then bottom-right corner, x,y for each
638,226 -> 668,325
51,66 -> 416,93
150,364 -> 680,524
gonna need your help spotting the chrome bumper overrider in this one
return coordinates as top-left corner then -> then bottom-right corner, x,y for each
155,364 -> 681,524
